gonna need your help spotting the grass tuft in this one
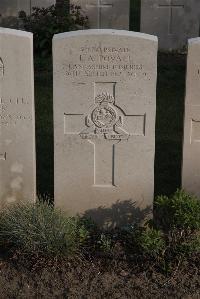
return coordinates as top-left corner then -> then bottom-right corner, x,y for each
0,201 -> 87,257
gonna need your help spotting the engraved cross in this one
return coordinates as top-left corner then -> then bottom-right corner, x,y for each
86,0 -> 113,28
158,0 -> 184,34
0,152 -> 6,161
64,82 -> 146,187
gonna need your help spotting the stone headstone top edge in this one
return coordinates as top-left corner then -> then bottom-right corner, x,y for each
0,27 -> 33,38
53,29 -> 158,43
188,37 -> 200,46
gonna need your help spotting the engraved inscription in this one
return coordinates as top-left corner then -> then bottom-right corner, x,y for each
191,119 -> 200,143
66,46 -> 147,79
0,98 -> 31,127
0,59 -> 32,127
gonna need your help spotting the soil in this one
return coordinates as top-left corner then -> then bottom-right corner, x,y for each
0,252 -> 199,299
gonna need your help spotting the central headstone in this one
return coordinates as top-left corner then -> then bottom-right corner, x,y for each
53,30 -> 157,226
71,0 -> 130,29
0,28 -> 36,206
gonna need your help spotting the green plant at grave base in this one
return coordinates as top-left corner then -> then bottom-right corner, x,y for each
20,4 -> 88,57
122,190 -> 200,262
154,189 -> 200,232
97,233 -> 113,253
0,201 -> 89,257
176,233 -> 200,255
135,227 -> 165,257
154,190 -> 200,258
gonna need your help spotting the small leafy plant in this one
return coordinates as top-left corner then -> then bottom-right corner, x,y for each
154,189 -> 200,231
136,227 -> 165,257
20,4 -> 88,57
97,233 -> 113,253
154,190 -> 200,258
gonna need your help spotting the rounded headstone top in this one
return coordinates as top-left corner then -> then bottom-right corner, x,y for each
53,29 -> 158,42
188,37 -> 200,45
0,27 -> 32,38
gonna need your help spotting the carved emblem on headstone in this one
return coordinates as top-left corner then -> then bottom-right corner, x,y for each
80,92 -> 130,141
91,94 -> 117,128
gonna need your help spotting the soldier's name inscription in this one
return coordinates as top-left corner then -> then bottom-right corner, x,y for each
65,45 -> 146,78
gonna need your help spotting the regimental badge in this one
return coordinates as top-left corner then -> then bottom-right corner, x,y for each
79,93 -> 130,141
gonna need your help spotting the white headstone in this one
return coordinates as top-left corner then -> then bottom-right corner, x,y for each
71,0 -> 130,29
182,38 -> 200,197
140,0 -> 200,51
53,30 -> 157,226
0,28 -> 36,206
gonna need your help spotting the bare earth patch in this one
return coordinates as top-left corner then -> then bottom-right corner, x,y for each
0,253 -> 199,298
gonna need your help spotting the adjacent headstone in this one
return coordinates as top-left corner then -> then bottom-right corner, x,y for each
71,0 -> 130,30
31,0 -> 56,11
0,0 -> 56,19
182,38 -> 200,197
53,30 -> 157,226
0,0 -> 56,28
140,0 -> 200,51
0,28 -> 36,206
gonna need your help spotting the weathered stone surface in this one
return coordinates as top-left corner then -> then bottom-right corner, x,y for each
0,0 -> 56,17
31,0 -> 56,11
0,0 -> 17,17
0,0 -> 56,29
0,28 -> 36,206
71,0 -> 129,29
53,30 -> 157,226
140,0 -> 200,51
182,38 -> 200,197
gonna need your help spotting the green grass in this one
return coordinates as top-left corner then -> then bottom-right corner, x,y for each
0,201 -> 87,257
0,190 -> 199,260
